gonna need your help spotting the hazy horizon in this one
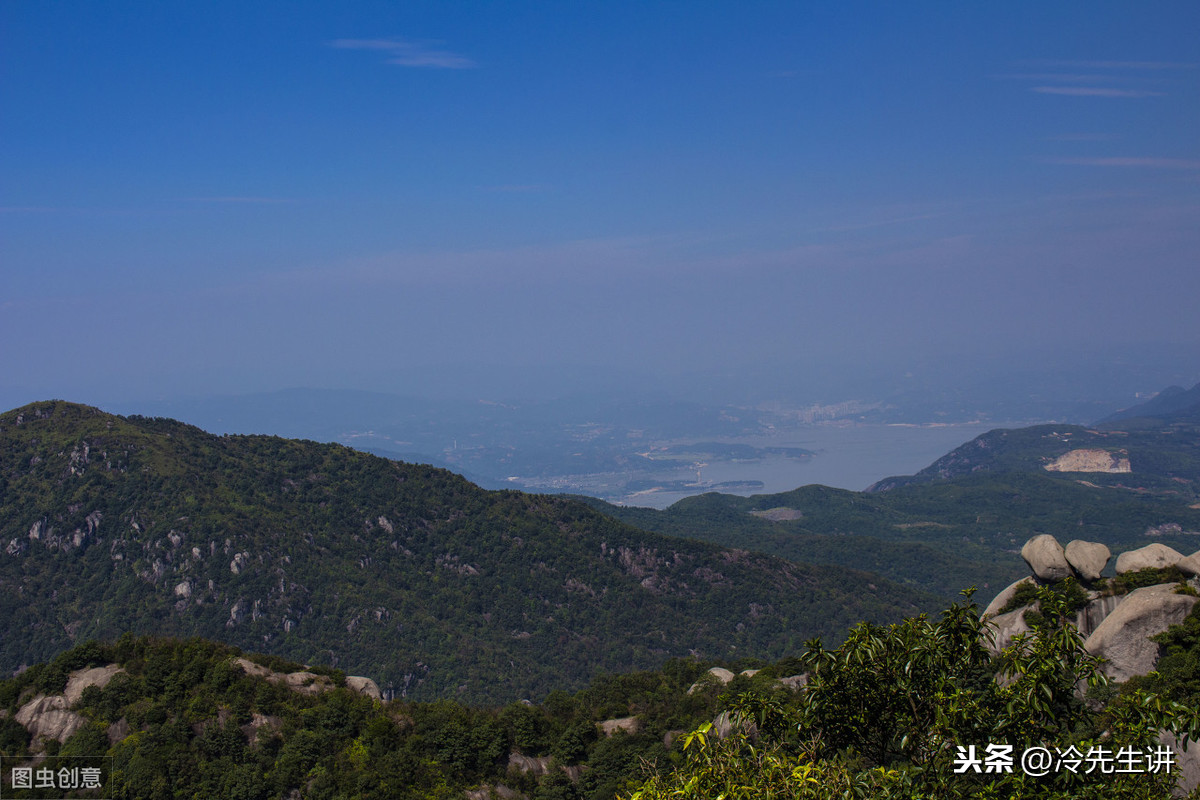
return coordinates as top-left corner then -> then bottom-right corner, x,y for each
3,2 -> 1198,412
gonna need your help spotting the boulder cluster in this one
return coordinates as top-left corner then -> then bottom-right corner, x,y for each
984,535 -> 1200,674
983,535 -> 1200,795
1017,534 -> 1200,585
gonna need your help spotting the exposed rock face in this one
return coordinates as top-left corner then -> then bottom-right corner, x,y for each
777,674 -> 808,691
346,676 -> 382,700
233,657 -> 336,696
1043,448 -> 1131,473
14,695 -> 86,744
1161,730 -> 1200,797
1114,543 -> 1186,575
1076,594 -> 1125,639
687,666 -> 737,694
240,712 -> 283,743
985,608 -> 1032,656
1064,540 -> 1110,582
1021,535 -> 1072,582
706,667 -> 735,684
711,710 -> 735,740
1177,552 -> 1200,577
1083,585 -> 1198,682
282,671 -> 334,694
13,664 -> 126,745
234,657 -> 272,678
597,716 -> 641,737
64,664 -> 124,704
982,577 -> 1034,619
508,751 -> 552,776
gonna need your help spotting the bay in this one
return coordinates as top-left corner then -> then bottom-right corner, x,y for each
616,421 -> 1014,509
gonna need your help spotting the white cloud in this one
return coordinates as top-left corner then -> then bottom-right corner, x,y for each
1031,86 -> 1162,97
331,38 -> 476,69
1043,157 -> 1200,169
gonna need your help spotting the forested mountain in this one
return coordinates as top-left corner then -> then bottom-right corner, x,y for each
0,401 -> 932,704
866,383 -> 1200,493
4,588 -> 1198,799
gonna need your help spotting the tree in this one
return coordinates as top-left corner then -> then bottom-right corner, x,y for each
624,588 -> 1198,799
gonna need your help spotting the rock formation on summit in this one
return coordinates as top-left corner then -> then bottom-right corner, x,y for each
1064,540 -> 1111,582
1020,534 -> 1073,581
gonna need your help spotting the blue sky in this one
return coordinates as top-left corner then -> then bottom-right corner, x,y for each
2,1 -> 1198,406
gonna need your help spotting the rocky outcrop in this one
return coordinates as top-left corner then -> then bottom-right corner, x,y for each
240,712 -> 283,743
14,695 -> 86,744
346,675 -> 382,700
1021,535 -> 1072,581
508,751 -> 553,776
777,674 -> 808,691
1075,594 -> 1124,639
985,608 -> 1032,656
1115,543 -> 1187,575
1161,730 -> 1200,798
597,716 -> 641,737
1064,540 -> 1110,582
705,667 -> 735,684
233,657 -> 380,700
1177,551 -> 1200,577
1083,584 -> 1198,682
687,666 -> 737,694
982,577 -> 1034,619
13,664 -> 126,745
64,664 -> 124,704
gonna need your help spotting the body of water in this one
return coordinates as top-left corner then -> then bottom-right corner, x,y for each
618,421 -> 1016,508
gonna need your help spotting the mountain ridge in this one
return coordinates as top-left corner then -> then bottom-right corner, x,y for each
0,400 -> 932,704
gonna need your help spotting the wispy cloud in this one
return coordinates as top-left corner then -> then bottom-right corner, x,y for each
181,196 -> 297,204
331,38 -> 476,69
1042,157 -> 1200,169
1045,133 -> 1120,142
1024,60 -> 1197,70
477,184 -> 552,193
1031,86 -> 1162,97
994,73 -> 1130,83
1004,59 -> 1192,99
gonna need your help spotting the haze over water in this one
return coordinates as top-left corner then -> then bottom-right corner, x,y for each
615,422 -> 1008,508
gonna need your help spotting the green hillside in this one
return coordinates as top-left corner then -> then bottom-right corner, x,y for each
868,418 -> 1200,496
584,422 -> 1200,601
0,401 -> 933,704
4,592 -> 1197,799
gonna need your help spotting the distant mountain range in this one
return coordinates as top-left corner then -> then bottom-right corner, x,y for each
865,380 -> 1200,493
1098,381 -> 1200,427
102,371 -> 1195,501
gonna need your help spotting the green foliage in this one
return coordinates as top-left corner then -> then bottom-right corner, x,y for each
0,401 -> 933,704
623,587 -> 1198,800
5,596 -> 1199,800
0,636 -> 728,799
1109,566 -> 1188,594
0,715 -> 30,756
